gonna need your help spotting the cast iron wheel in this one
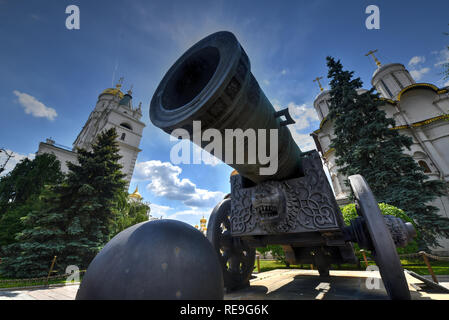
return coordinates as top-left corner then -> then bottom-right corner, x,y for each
207,198 -> 256,291
348,175 -> 411,300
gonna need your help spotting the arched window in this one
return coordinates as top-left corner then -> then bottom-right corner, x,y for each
418,160 -> 431,173
120,122 -> 132,131
120,133 -> 126,141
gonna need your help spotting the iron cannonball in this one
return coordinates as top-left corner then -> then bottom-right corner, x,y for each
76,219 -> 224,300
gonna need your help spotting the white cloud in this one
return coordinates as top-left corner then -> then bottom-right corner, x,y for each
0,149 -> 35,177
148,202 -> 214,227
271,100 -> 319,151
434,48 -> 449,67
280,69 -> 287,75
273,101 -> 319,130
444,79 -> 449,87
165,207 -> 214,221
290,132 -> 316,151
149,203 -> 174,219
286,102 -> 319,130
134,160 -> 225,208
173,140 -> 222,167
408,56 -> 425,66
409,67 -> 430,81
13,90 -> 57,121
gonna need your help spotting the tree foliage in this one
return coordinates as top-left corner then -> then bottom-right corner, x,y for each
0,128 -> 127,278
326,56 -> 449,249
0,154 -> 63,247
341,203 -> 419,254
257,245 -> 290,267
111,193 -> 150,238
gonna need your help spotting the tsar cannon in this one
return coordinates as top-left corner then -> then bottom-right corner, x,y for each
150,31 -> 416,300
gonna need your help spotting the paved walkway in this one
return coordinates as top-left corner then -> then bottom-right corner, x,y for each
0,283 -> 80,300
0,270 -> 448,300
226,269 -> 449,300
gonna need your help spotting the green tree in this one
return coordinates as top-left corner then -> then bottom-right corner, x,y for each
0,128 -> 127,278
59,127 -> 127,269
111,193 -> 150,238
0,154 -> 63,247
326,56 -> 449,249
0,185 -> 69,278
257,245 -> 290,267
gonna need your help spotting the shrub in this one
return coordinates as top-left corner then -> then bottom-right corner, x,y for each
257,245 -> 290,267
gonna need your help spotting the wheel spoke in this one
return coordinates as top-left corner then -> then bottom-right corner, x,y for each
208,198 -> 256,290
218,230 -> 232,248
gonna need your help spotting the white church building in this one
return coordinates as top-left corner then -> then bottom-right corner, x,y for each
311,54 -> 449,254
37,81 -> 145,188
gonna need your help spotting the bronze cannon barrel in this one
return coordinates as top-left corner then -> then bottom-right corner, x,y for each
150,31 -> 304,184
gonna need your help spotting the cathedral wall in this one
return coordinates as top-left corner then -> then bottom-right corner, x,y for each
37,142 -> 78,173
377,103 -> 407,127
434,93 -> 449,113
398,89 -> 438,123
422,121 -> 449,173
430,194 -> 449,256
116,144 -> 138,186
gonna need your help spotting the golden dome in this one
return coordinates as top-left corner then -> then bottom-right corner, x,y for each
200,216 -> 207,224
230,170 -> 239,176
129,186 -> 143,200
99,79 -> 125,99
99,88 -> 124,99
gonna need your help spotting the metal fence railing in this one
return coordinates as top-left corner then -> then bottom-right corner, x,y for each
357,250 -> 449,284
0,270 -> 85,290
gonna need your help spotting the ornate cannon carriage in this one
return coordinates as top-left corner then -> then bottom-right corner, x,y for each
150,31 -> 416,300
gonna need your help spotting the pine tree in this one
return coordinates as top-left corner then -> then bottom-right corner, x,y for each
60,127 -> 127,269
326,56 -> 449,249
0,128 -> 126,278
0,185 -> 69,278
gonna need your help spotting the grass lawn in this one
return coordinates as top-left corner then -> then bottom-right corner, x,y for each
0,273 -> 83,289
0,277 -> 78,289
256,259 -> 449,276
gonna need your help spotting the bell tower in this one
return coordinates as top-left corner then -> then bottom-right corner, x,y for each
72,80 -> 146,188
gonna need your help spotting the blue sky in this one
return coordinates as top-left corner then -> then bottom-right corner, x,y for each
1,0 -> 448,226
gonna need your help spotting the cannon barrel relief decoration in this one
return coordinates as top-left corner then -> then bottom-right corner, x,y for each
149,31 -> 417,300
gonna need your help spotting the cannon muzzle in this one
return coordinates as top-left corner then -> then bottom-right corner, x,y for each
150,31 -> 304,183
